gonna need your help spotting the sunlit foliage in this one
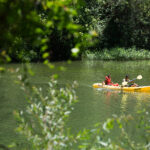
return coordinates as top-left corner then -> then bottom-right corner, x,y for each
0,0 -> 92,62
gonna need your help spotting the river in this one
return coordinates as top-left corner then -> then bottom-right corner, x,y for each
0,60 -> 150,147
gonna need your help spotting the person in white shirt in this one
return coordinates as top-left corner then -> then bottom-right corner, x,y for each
122,75 -> 138,87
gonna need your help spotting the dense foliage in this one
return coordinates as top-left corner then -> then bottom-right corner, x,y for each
0,0 -> 94,62
80,0 -> 150,50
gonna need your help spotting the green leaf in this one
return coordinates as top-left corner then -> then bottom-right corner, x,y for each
42,52 -> 49,59
8,143 -> 16,148
46,21 -> 53,27
47,63 -> 55,69
106,119 -> 114,130
35,28 -> 43,34
0,67 -> 5,72
44,59 -> 49,64
41,45 -> 48,52
67,23 -> 80,30
52,74 -> 58,79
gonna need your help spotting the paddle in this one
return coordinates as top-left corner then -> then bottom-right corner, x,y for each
122,75 -> 142,86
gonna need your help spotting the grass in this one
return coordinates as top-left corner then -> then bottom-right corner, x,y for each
82,47 -> 150,60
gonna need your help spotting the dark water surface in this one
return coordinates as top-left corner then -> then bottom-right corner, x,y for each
0,60 -> 150,146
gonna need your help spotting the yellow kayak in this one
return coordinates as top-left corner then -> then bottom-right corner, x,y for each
93,83 -> 150,92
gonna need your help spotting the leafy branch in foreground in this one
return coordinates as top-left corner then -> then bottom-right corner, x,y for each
14,78 -> 78,150
75,111 -> 150,150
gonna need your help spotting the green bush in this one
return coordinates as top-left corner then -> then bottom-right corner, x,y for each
83,47 -> 150,60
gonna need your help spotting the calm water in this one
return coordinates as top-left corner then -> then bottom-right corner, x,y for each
0,60 -> 150,146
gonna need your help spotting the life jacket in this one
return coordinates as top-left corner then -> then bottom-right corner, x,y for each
105,76 -> 111,85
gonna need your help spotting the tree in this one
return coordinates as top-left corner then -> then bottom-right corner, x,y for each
78,0 -> 150,50
0,0 -> 84,62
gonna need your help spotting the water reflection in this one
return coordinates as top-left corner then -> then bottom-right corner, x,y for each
94,88 -> 150,114
121,93 -> 128,112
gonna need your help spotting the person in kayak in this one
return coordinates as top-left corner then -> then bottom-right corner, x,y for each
103,75 -> 119,86
122,75 -> 138,87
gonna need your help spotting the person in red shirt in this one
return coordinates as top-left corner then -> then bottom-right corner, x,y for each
105,75 -> 112,85
103,75 -> 119,86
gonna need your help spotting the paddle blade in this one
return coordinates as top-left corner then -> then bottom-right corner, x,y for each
137,75 -> 142,80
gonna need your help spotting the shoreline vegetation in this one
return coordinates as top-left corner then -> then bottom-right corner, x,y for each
82,47 -> 150,61
7,47 -> 150,63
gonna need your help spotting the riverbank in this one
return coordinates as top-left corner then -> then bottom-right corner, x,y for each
82,47 -> 150,60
